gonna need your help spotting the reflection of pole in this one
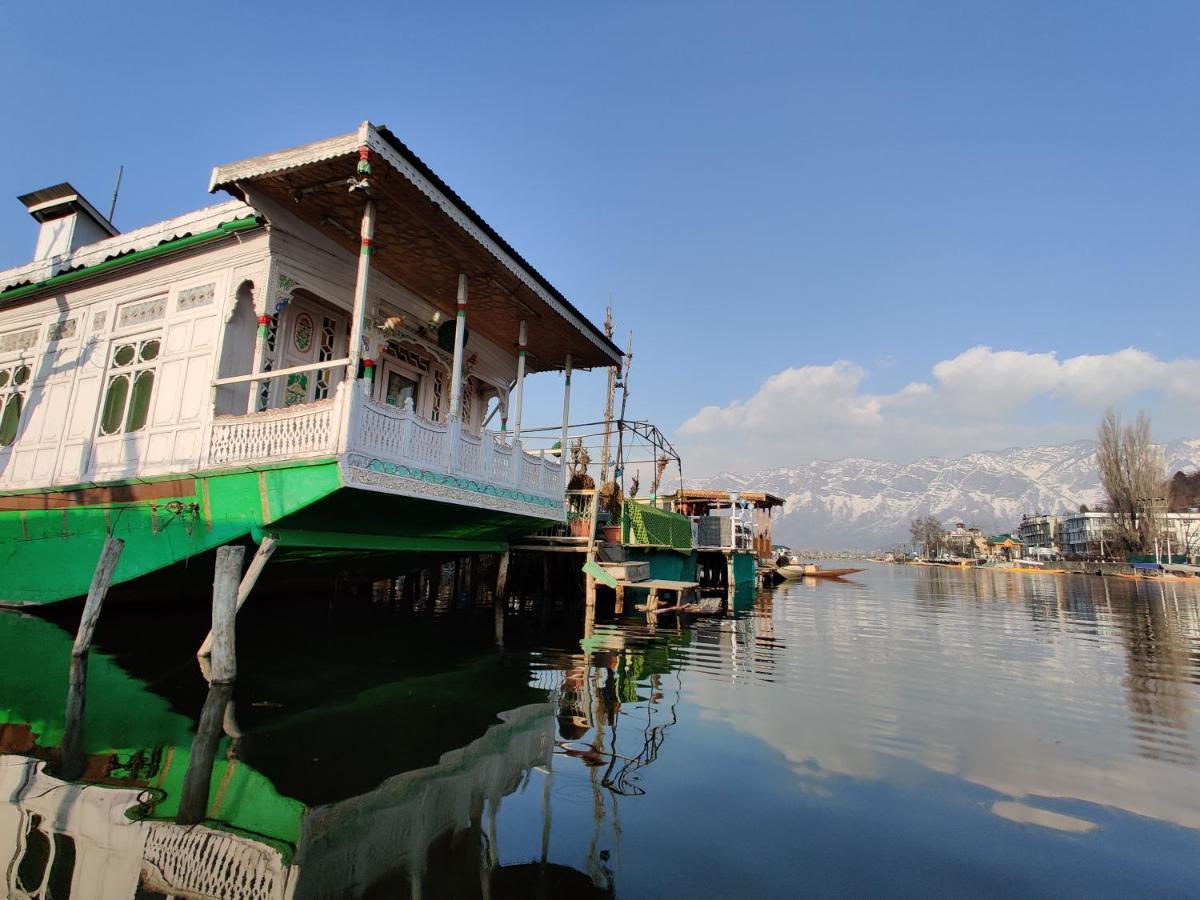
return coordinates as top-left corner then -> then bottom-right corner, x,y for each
177,683 -> 233,825
59,654 -> 89,781
540,765 -> 554,864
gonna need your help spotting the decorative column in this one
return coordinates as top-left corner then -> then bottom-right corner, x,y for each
559,353 -> 572,489
448,274 -> 468,418
347,195 -> 377,385
511,320 -> 528,440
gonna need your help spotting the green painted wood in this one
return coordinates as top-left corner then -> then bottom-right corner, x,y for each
0,462 -> 343,607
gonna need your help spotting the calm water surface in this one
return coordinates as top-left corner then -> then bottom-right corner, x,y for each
3,563 -> 1200,898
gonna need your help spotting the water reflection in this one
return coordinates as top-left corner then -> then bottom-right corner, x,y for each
3,564 -> 1200,897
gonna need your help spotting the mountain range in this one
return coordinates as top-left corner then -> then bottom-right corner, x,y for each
691,438 -> 1200,550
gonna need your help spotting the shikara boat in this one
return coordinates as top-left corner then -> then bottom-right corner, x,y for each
776,561 -> 864,580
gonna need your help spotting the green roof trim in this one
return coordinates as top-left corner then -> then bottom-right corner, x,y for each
0,215 -> 263,304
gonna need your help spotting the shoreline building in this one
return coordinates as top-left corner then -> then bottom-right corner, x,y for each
0,122 -> 622,607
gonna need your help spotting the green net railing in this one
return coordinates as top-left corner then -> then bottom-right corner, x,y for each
623,503 -> 693,551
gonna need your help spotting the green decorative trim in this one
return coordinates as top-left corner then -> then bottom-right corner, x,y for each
0,216 -> 263,305
362,458 -> 560,510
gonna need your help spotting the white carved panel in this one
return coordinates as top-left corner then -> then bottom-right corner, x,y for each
67,374 -> 101,440
153,359 -> 187,427
173,427 -> 199,465
191,315 -> 218,349
165,322 -> 190,355
146,431 -> 174,465
179,357 -> 208,422
38,382 -> 70,443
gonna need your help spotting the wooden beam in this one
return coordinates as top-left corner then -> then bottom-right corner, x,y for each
72,535 -> 124,656
210,546 -> 244,684
198,536 -> 277,658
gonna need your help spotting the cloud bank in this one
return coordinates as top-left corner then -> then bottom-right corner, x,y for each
677,346 -> 1200,474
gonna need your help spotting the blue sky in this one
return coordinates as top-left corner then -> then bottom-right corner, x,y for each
3,2 -> 1197,473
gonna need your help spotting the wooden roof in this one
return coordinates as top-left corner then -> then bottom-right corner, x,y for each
209,122 -> 622,371
667,489 -> 786,509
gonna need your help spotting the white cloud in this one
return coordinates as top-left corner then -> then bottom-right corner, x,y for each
675,346 -> 1200,474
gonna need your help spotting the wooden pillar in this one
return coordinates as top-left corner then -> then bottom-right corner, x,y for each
449,273 -> 468,418
495,549 -> 510,647
59,654 -> 89,781
614,584 -> 625,615
210,545 -> 244,684
198,536 -> 276,658
177,683 -> 233,825
512,319 -> 528,440
347,194 -> 377,383
72,535 -> 124,656
559,353 -> 572,489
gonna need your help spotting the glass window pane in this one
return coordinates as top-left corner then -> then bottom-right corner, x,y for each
113,344 -> 135,366
285,373 -> 308,406
385,371 -> 418,407
13,365 -> 29,386
125,370 -> 154,432
0,370 -> 9,389
0,395 -> 21,446
99,374 -> 129,435
139,339 -> 160,361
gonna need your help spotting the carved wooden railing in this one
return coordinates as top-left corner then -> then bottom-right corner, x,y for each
349,393 -> 563,499
207,396 -> 341,466
204,383 -> 564,503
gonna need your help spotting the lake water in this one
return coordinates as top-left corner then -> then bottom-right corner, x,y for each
2,562 -> 1199,898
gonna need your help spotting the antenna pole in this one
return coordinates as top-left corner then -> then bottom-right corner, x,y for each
108,165 -> 124,223
600,302 -> 616,483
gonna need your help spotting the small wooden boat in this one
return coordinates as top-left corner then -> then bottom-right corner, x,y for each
776,562 -> 864,580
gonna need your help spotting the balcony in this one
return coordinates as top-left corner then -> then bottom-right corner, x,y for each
207,381 -> 565,521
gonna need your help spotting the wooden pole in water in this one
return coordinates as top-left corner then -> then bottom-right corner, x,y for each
59,654 -> 89,781
177,682 -> 233,825
495,549 -> 510,647
614,584 -> 625,615
72,535 -> 124,656
198,536 -> 276,658
210,545 -> 244,684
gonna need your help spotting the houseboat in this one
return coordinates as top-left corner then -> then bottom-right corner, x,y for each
0,122 -> 622,606
662,489 -> 784,588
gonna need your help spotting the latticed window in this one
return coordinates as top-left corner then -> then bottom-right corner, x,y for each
99,336 -> 160,436
314,316 -> 337,400
0,362 -> 31,447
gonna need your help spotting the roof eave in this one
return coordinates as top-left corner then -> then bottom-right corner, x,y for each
209,122 -> 623,369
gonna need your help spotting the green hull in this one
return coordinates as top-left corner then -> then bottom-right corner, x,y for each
0,459 -> 556,607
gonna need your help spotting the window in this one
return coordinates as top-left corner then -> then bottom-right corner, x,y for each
99,336 -> 160,436
0,363 -> 30,447
383,368 -> 419,408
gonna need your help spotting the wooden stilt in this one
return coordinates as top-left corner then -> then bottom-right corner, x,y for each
72,535 -> 124,656
495,549 -> 510,647
614,584 -> 626,615
210,545 -> 244,684
177,683 -> 233,825
59,654 -> 89,781
198,536 -> 276,658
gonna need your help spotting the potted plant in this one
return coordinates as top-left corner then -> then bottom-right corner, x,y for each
600,478 -> 625,544
566,439 -> 594,537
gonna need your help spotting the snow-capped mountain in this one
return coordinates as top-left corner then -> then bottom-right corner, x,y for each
691,438 -> 1200,550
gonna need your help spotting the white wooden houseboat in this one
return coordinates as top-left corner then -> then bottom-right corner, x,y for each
0,122 -> 621,606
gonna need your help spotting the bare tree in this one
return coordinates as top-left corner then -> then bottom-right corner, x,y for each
1097,409 -> 1166,553
909,515 -> 945,559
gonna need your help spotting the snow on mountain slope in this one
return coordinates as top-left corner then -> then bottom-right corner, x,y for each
690,439 -> 1200,550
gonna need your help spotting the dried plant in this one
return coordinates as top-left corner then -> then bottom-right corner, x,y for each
651,455 -> 670,495
567,438 -> 594,490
